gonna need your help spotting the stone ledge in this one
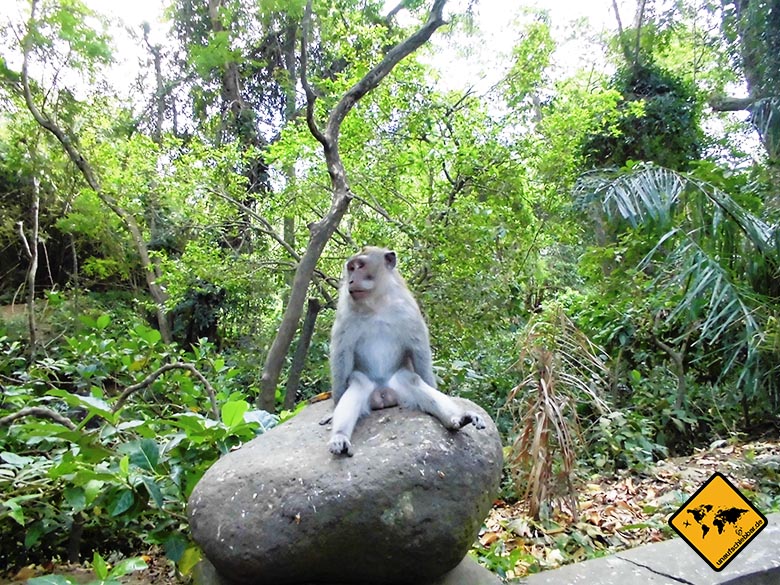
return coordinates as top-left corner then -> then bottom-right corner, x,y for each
520,513 -> 779,584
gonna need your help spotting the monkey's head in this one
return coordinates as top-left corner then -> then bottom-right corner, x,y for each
344,247 -> 398,303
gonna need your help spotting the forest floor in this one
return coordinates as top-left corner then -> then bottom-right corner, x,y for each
482,437 -> 780,580
2,438 -> 778,584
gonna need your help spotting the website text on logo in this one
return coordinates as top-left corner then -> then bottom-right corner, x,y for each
668,472 -> 767,572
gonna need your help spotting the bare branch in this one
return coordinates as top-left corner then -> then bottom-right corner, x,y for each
17,221 -> 32,259
324,0 -> 447,141
632,0 -> 647,69
113,362 -> 219,420
258,0 -> 449,410
300,1 -> 328,148
209,188 -> 301,261
0,406 -> 76,430
385,1 -> 405,23
610,0 -> 632,64
709,95 -> 755,112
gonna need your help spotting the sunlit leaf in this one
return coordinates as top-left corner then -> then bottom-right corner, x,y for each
221,400 -> 249,429
107,556 -> 147,578
178,546 -> 203,576
92,551 -> 109,580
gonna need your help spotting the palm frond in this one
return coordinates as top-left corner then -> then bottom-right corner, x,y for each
579,163 -> 777,389
575,165 -> 685,227
655,239 -> 760,377
576,164 -> 777,251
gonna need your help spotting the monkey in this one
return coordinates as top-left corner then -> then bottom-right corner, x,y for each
322,246 -> 485,456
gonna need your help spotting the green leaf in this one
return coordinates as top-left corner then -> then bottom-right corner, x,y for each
47,389 -> 114,422
134,325 -> 162,345
92,551 -> 109,580
0,451 -> 33,466
27,576 -> 74,585
172,413 -> 209,433
96,313 -> 111,329
64,487 -> 86,512
83,480 -> 105,504
221,400 -> 249,428
5,501 -> 25,525
107,556 -> 147,578
107,489 -> 134,517
163,534 -> 188,563
178,546 -> 203,576
141,476 -> 164,508
24,521 -> 45,548
121,439 -> 160,472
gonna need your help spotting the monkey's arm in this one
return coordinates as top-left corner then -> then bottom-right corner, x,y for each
329,340 -> 354,404
409,325 -> 436,389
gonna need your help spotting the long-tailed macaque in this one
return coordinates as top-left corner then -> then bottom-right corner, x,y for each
323,246 -> 485,456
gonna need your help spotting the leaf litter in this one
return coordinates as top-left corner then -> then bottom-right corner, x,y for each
477,439 -> 780,579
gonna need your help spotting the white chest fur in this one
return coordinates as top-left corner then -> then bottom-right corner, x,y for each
352,309 -> 409,384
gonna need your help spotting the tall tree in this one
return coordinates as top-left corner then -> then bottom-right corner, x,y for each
256,0 -> 448,411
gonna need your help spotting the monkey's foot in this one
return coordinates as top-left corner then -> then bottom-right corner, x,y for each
449,412 -> 486,430
328,434 -> 354,457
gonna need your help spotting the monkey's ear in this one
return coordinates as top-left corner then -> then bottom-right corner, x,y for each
384,251 -> 397,269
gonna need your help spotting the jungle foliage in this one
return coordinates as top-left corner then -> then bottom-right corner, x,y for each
0,0 -> 778,576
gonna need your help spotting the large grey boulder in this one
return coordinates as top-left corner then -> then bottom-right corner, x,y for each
188,398 -> 502,585
193,555 -> 504,585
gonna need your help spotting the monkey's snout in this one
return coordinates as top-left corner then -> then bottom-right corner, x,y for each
349,288 -> 370,300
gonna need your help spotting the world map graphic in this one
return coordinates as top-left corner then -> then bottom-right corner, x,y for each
685,504 -> 749,538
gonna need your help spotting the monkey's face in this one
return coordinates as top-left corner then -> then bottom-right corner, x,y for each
344,247 -> 397,303
346,254 -> 375,301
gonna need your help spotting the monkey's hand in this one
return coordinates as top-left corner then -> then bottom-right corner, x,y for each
319,413 -> 333,425
449,412 -> 487,431
328,433 -> 354,457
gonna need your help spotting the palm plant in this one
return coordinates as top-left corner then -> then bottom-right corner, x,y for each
575,163 -> 780,420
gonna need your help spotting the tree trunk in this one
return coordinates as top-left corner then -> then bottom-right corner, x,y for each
283,297 -> 321,410
143,25 -> 165,145
256,0 -> 448,411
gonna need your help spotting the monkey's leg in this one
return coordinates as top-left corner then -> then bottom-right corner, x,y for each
328,372 -> 373,456
388,369 -> 486,431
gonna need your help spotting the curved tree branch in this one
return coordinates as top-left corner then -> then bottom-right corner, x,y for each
209,188 -> 301,261
0,406 -> 76,430
113,362 -> 219,420
325,0 -> 447,142
300,1 -> 328,148
709,95 -> 755,112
